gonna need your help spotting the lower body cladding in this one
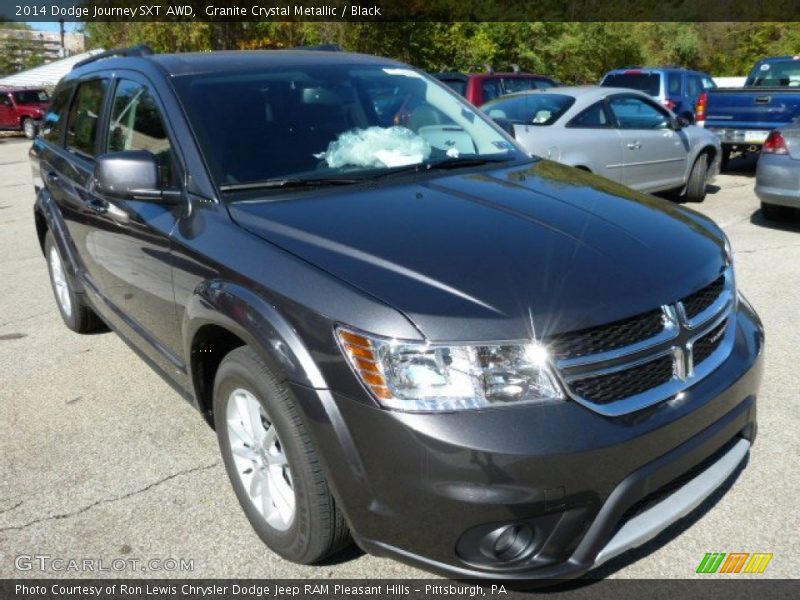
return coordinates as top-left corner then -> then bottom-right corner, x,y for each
291,301 -> 763,581
755,152 -> 800,209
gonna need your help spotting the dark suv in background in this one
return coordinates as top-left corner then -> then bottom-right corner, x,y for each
601,66 -> 716,123
30,47 -> 763,582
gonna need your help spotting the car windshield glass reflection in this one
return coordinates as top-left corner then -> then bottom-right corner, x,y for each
173,65 -> 520,190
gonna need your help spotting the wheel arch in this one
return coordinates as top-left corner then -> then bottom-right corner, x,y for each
184,281 -> 329,427
183,280 -> 371,511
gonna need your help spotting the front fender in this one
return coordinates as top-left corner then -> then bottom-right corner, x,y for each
183,280 -> 325,390
183,281 -> 373,509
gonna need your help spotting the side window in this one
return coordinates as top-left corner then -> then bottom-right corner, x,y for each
609,96 -> 671,130
687,76 -> 703,96
482,80 -> 500,102
107,79 -> 176,187
0,94 -> 11,107
667,73 -> 682,95
567,101 -> 611,128
42,86 -> 72,144
65,79 -> 108,158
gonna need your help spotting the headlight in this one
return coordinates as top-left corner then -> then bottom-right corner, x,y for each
336,328 -> 564,412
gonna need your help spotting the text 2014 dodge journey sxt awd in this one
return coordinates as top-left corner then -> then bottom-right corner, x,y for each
30,47 -> 764,581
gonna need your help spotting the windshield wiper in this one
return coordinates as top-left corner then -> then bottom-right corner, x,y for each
220,177 -> 362,192
367,155 -> 516,180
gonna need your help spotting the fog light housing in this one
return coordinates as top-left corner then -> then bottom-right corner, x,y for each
484,524 -> 536,562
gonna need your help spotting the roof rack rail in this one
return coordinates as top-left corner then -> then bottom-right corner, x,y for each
73,45 -> 154,70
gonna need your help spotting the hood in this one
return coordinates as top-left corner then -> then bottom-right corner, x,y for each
229,160 -> 728,342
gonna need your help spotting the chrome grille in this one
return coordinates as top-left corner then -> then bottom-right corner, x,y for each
552,269 -> 735,416
570,355 -> 674,405
549,309 -> 665,361
682,276 -> 725,320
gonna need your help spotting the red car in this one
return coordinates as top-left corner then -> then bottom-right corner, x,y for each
434,71 -> 557,105
0,87 -> 49,139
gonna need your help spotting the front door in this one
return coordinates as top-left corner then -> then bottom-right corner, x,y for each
608,94 -> 687,191
88,75 -> 184,363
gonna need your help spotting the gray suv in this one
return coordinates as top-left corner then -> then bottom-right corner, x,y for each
31,47 -> 763,582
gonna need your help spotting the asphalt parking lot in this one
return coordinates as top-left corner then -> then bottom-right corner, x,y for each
0,136 -> 797,581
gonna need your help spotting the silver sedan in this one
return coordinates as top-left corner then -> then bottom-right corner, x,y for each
755,125 -> 800,220
482,86 -> 721,201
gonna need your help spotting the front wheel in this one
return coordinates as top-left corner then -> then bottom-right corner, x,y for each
684,153 -> 710,202
22,118 -> 36,139
213,346 -> 351,564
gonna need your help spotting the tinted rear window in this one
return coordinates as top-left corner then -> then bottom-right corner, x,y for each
482,93 -> 575,126
602,73 -> 661,96
41,86 -> 72,144
747,60 -> 800,87
439,79 -> 467,96
13,90 -> 48,104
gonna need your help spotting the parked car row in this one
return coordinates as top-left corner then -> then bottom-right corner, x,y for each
437,58 -> 799,218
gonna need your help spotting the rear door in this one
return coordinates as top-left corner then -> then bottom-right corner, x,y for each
608,93 -> 688,191
48,77 -> 111,293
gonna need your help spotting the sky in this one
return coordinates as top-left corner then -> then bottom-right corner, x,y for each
26,21 -> 81,33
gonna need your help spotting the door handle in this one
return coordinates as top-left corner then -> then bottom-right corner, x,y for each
627,142 -> 642,150
84,196 -> 108,214
46,171 -> 59,184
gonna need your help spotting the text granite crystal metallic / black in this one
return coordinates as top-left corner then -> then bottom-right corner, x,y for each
29,48 -> 764,582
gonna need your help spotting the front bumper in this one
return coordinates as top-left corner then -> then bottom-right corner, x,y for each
755,152 -> 800,208
294,300 -> 763,581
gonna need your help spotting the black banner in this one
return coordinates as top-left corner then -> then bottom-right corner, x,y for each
4,0 -> 800,22
1,579 -> 799,600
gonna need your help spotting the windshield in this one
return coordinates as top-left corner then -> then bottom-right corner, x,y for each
747,60 -> 800,87
172,64 -> 521,190
13,90 -> 48,104
601,73 -> 661,96
482,93 -> 575,126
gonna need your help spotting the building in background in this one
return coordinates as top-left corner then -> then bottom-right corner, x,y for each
0,26 -> 85,75
0,48 -> 103,90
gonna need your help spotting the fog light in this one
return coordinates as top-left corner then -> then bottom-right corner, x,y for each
493,524 -> 535,561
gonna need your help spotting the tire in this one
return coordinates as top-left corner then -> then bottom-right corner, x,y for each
213,346 -> 351,564
684,152 -> 710,202
44,232 -> 106,334
22,118 -> 36,139
761,202 -> 792,221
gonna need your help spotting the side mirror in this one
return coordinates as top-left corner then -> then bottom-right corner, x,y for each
672,116 -> 691,130
92,150 -> 181,204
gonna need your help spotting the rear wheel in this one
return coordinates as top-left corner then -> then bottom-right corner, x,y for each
214,346 -> 351,564
44,232 -> 106,334
761,202 -> 792,221
684,152 -> 710,202
22,118 -> 36,139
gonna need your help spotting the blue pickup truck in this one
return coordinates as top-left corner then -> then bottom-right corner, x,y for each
701,56 -> 800,168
